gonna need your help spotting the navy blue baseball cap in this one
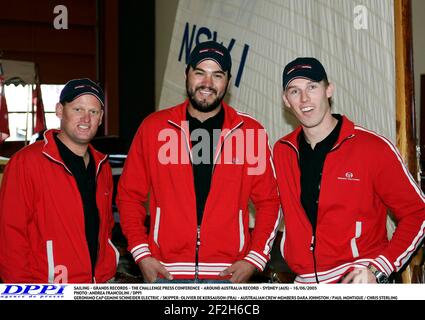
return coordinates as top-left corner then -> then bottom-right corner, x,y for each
282,57 -> 328,90
186,41 -> 232,76
60,78 -> 105,106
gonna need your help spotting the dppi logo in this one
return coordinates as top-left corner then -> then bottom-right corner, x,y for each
1,285 -> 66,297
179,22 -> 249,88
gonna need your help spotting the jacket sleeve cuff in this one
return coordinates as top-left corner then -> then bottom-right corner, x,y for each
130,243 -> 152,263
243,250 -> 268,271
370,255 -> 394,277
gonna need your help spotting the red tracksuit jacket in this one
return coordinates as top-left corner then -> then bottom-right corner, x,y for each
273,115 -> 425,283
0,129 -> 118,283
117,100 -> 281,279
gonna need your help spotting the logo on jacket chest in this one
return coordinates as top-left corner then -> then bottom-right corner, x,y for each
337,171 -> 360,181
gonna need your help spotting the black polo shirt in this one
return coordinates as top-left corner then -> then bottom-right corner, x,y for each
54,134 -> 99,275
299,114 -> 342,232
187,107 -> 224,226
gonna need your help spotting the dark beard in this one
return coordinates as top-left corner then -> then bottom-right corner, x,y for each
186,84 -> 226,113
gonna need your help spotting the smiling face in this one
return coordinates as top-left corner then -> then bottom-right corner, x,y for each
283,78 -> 334,131
56,94 -> 103,153
186,59 -> 229,117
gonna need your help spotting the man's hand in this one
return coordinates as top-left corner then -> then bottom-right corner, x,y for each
340,267 -> 377,284
219,260 -> 257,283
138,257 -> 173,283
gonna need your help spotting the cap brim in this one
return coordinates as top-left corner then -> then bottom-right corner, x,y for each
192,57 -> 226,71
284,71 -> 325,90
61,90 -> 104,106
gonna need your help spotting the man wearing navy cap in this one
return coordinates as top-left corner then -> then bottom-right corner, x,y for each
274,57 -> 425,284
117,41 -> 281,283
0,78 -> 118,283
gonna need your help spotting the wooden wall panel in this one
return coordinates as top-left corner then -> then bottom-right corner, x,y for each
0,24 -> 96,55
0,0 -> 97,84
101,0 -> 119,136
0,0 -> 96,25
421,74 -> 425,189
395,0 -> 424,284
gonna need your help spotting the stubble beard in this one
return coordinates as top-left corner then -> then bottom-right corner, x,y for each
186,82 -> 227,113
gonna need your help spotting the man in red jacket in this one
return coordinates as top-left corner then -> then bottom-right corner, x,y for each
274,57 -> 425,284
117,41 -> 281,283
0,78 -> 118,283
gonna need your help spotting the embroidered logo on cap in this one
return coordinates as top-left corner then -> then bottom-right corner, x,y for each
287,64 -> 313,75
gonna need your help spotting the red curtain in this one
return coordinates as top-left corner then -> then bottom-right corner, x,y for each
32,83 -> 46,137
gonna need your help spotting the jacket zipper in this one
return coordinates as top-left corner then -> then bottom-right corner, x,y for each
310,235 -> 319,283
92,160 -> 106,283
197,121 -> 243,280
169,119 -> 244,281
311,169 -> 323,284
195,225 -> 201,282
69,172 -> 97,283
43,147 -> 108,283
282,134 -> 355,284
168,121 -> 200,281
311,135 -> 354,283
92,242 -> 100,283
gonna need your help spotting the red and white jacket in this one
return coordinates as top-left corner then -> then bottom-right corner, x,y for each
0,129 -> 118,283
273,116 -> 425,283
117,100 -> 281,280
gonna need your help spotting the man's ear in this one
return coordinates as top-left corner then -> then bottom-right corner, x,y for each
226,76 -> 231,91
99,110 -> 104,126
55,102 -> 64,119
282,91 -> 291,109
184,65 -> 191,81
326,82 -> 335,98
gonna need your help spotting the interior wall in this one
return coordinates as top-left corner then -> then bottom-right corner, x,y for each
119,0 -> 155,150
0,0 -> 120,138
155,0 -> 179,109
0,0 -> 98,83
412,0 -> 425,142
